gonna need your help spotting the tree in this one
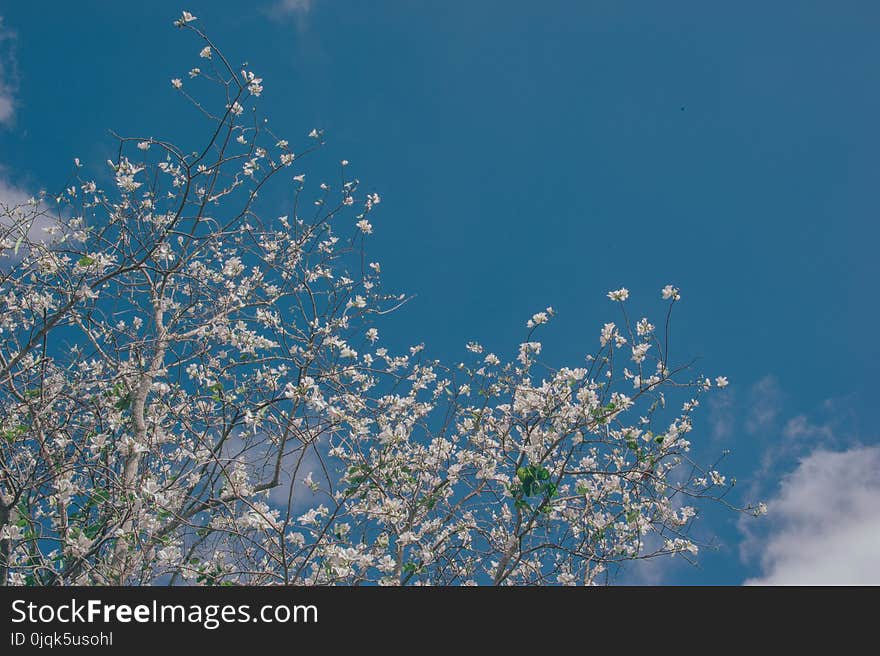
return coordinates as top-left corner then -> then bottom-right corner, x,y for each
0,11 -> 762,586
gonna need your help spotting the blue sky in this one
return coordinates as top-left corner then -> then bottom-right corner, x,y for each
1,1 -> 878,584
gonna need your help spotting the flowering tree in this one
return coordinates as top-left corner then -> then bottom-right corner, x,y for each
0,12 -> 762,586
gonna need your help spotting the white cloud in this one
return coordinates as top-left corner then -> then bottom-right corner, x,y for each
744,445 -> 880,585
0,177 -> 29,208
266,439 -> 329,509
0,176 -> 58,257
220,430 -> 334,513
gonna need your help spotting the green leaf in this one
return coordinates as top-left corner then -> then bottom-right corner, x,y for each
84,523 -> 103,539
77,255 -> 95,266
626,509 -> 639,524
13,235 -> 23,255
1,424 -> 28,442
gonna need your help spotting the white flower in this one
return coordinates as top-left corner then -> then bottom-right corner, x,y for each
180,11 -> 197,23
636,318 -> 654,336
157,546 -> 182,566
137,141 -> 151,150
600,322 -> 616,347
709,470 -> 726,486
309,128 -> 320,138
0,525 -> 23,540
557,572 -> 577,585
631,342 -> 650,363
715,376 -> 729,388
221,256 -> 244,278
200,46 -> 212,58
356,219 -> 373,234
244,71 -> 263,96
236,134 -> 247,144
661,284 -> 681,301
188,67 -> 200,78
517,341 -> 542,365
526,311 -> 548,329
607,287 -> 629,302
171,78 -> 183,89
229,101 -> 244,116
293,174 -> 305,183
280,153 -> 294,166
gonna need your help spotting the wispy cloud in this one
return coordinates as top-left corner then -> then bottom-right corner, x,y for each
707,391 -> 735,442
782,414 -> 834,441
0,16 -> 25,219
275,0 -> 312,14
267,0 -> 314,25
0,16 -> 18,125
0,91 -> 11,125
745,375 -> 783,434
744,445 -> 880,585
0,16 -> 52,251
